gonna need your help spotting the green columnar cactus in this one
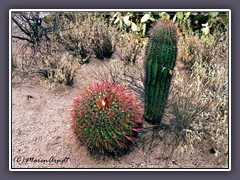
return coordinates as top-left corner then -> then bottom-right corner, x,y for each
144,20 -> 178,124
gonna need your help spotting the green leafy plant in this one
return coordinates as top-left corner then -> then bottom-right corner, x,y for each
70,81 -> 143,154
111,12 -> 156,37
109,11 -> 228,43
144,20 -> 178,124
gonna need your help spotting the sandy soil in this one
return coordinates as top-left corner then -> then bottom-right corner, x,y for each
11,57 -> 228,169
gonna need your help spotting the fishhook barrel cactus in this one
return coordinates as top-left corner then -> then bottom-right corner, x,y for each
70,81 -> 143,153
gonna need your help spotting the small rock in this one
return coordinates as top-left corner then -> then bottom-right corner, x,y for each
26,95 -> 33,100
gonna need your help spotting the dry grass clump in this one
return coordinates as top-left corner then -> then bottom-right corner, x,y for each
116,32 -> 143,64
12,42 -> 34,82
35,51 -> 79,86
167,29 -> 228,162
12,39 -> 80,86
54,12 -> 121,63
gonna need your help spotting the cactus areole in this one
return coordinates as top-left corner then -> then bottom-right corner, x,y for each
144,20 -> 178,124
70,81 -> 143,153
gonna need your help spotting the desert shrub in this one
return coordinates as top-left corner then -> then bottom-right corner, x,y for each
70,81 -> 143,154
11,41 -> 38,83
91,24 -> 115,59
53,12 -> 120,63
177,26 -> 228,73
167,29 -> 228,157
36,51 -> 79,86
11,34 -> 79,87
116,32 -> 143,64
12,12 -> 51,50
52,12 -> 145,64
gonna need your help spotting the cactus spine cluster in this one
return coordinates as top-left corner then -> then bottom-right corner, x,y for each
144,20 -> 178,124
70,81 -> 143,153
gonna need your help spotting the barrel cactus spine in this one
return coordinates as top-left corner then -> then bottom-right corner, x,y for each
144,20 -> 178,124
70,81 -> 143,154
